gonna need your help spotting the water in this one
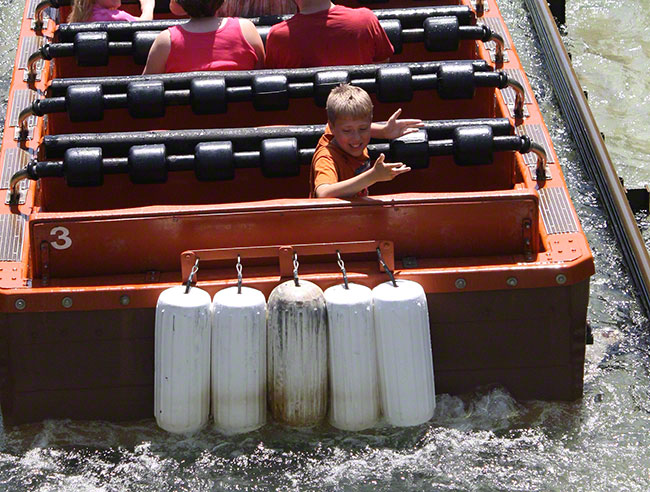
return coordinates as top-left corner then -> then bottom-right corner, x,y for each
1,0 -> 650,490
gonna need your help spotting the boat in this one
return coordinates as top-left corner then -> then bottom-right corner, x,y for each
0,0 -> 594,426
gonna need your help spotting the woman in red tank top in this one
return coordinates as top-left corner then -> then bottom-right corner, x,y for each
142,0 -> 265,74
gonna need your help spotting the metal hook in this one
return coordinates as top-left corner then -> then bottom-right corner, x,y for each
32,0 -> 52,33
236,254 -> 243,294
475,0 -> 485,17
336,250 -> 349,290
184,258 -> 199,294
530,141 -> 548,186
506,77 -> 526,121
490,31 -> 506,67
293,252 -> 300,287
376,247 -> 397,287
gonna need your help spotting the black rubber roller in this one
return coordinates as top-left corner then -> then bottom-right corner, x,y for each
389,129 -> 429,169
377,66 -> 413,103
66,84 -> 104,122
424,16 -> 460,52
314,70 -> 350,108
453,125 -> 494,166
129,144 -> 167,183
74,31 -> 109,66
64,147 -> 103,187
195,141 -> 234,181
190,78 -> 227,115
252,75 -> 289,111
127,80 -> 165,118
380,19 -> 403,55
260,138 -> 300,177
437,63 -> 476,100
132,31 -> 159,65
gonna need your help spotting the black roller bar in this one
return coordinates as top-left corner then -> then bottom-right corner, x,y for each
9,122 -> 543,192
42,118 -> 515,158
18,61 -> 525,127
28,8 -> 504,78
524,0 -> 650,316
53,6 -> 476,42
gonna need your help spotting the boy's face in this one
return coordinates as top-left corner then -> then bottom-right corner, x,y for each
330,116 -> 372,158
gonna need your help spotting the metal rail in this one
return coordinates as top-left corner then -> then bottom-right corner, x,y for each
524,0 -> 650,315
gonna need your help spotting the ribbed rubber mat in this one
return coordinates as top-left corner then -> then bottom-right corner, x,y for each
517,124 -> 555,163
0,149 -> 29,191
0,215 -> 25,261
539,187 -> 579,234
501,68 -> 533,105
9,90 -> 37,127
19,36 -> 45,70
480,16 -> 511,49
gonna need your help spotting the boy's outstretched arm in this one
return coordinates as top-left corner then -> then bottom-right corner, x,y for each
315,154 -> 411,198
370,108 -> 424,140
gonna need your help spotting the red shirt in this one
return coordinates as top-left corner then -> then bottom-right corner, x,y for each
310,126 -> 372,198
165,18 -> 258,73
265,5 -> 394,69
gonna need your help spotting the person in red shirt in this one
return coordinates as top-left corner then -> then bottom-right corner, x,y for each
142,0 -> 265,74
311,84 -> 422,198
265,0 -> 393,69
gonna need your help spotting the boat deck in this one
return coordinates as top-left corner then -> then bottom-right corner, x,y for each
0,0 -> 594,425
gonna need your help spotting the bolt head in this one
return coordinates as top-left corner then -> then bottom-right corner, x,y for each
14,298 -> 26,310
506,277 -> 518,287
120,295 -> 131,306
62,296 -> 73,308
455,278 -> 467,289
556,274 -> 567,285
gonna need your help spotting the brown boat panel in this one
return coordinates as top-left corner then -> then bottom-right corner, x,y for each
0,279 -> 587,425
29,190 -> 539,279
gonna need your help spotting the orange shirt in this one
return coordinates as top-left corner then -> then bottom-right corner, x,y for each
310,127 -> 372,198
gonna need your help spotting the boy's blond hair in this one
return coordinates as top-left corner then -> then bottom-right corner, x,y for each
326,84 -> 373,126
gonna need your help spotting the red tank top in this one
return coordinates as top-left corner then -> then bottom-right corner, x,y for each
165,18 -> 258,73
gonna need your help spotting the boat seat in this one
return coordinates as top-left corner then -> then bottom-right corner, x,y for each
28,189 -> 541,279
26,118 -> 535,212
31,118 -> 528,185
39,6 -> 489,77
35,60 -> 513,133
42,118 -> 514,159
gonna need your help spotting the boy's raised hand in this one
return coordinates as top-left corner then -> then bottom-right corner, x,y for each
371,153 -> 411,183
380,108 -> 424,140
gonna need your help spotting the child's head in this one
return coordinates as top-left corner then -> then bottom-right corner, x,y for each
326,84 -> 374,158
326,84 -> 373,128
171,0 -> 224,17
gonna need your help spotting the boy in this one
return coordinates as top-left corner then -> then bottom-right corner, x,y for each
265,0 -> 393,69
310,84 -> 421,198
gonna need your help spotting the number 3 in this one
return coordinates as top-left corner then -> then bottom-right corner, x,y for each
50,226 -> 72,250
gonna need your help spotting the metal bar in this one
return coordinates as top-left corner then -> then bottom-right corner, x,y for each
524,0 -> 650,315
180,240 -> 394,283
